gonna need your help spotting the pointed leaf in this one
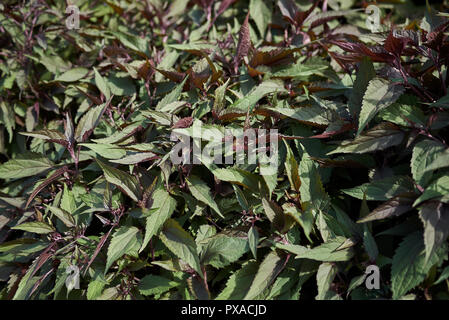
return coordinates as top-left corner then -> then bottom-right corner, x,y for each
105,226 -> 141,273
391,232 -> 447,299
46,205 -> 75,228
342,176 -> 414,201
0,153 -> 54,180
140,189 -> 177,252
215,261 -> 259,300
12,222 -> 55,234
96,159 -> 141,202
357,193 -> 415,223
199,232 -> 249,268
75,103 -> 107,142
419,201 -> 449,262
316,262 -> 339,300
248,226 -> 259,260
411,140 -> 446,187
138,275 -> 179,296
244,250 -> 286,300
186,175 -> 223,218
328,122 -> 404,155
277,237 -> 354,262
283,140 -> 301,192
348,57 -> 375,119
358,78 -> 404,135
159,219 -> 202,276
235,12 -> 251,70
93,67 -> 111,100
249,0 -> 271,36
413,175 -> 449,206
55,67 -> 88,82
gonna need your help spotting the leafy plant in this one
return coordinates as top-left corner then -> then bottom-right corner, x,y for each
1,0 -> 449,300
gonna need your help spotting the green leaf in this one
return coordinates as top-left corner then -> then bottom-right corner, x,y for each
46,205 -> 75,228
0,239 -> 39,252
244,250 -> 286,300
269,105 -> 331,125
168,42 -> 215,52
435,266 -> 449,285
419,202 -> 449,262
20,129 -> 66,143
358,78 -> 404,135
140,189 -> 177,252
303,9 -> 359,28
12,221 -> 55,234
55,67 -> 89,82
348,57 -> 375,119
212,78 -> 230,114
267,259 -> 318,299
316,262 -> 339,300
110,31 -> 149,54
249,0 -> 272,36
80,143 -> 127,160
195,225 -> 217,244
0,152 -> 54,180
106,75 -> 135,96
425,147 -> 449,175
276,237 -> 354,262
110,152 -> 156,165
0,101 -> 16,143
215,261 -> 259,300
105,226 -> 141,273
159,219 -> 202,276
186,175 -> 223,218
391,232 -> 447,299
96,159 -> 141,202
165,0 -> 189,18
232,80 -> 286,112
93,67 -> 111,100
316,210 -> 350,241
199,231 -> 249,268
413,175 -> 449,206
347,274 -> 367,297
248,226 -> 259,260
206,164 -> 263,192
363,224 -> 378,261
299,154 -> 329,211
155,76 -> 188,112
271,59 -> 329,79
430,93 -> 449,108
12,261 -> 40,299
96,287 -> 120,300
262,197 -> 285,232
342,176 -> 414,201
411,140 -> 446,187
138,275 -> 179,296
233,185 -> 249,211
91,122 -> 141,144
87,279 -> 106,300
379,103 -> 426,128
75,103 -> 107,142
61,183 -> 76,214
283,203 -> 314,243
283,140 -> 301,192
328,122 -> 404,155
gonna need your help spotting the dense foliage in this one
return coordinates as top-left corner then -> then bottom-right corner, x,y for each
1,0 -> 449,300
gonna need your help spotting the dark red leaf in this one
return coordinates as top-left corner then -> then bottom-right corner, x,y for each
172,117 -> 194,129
235,12 -> 251,72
